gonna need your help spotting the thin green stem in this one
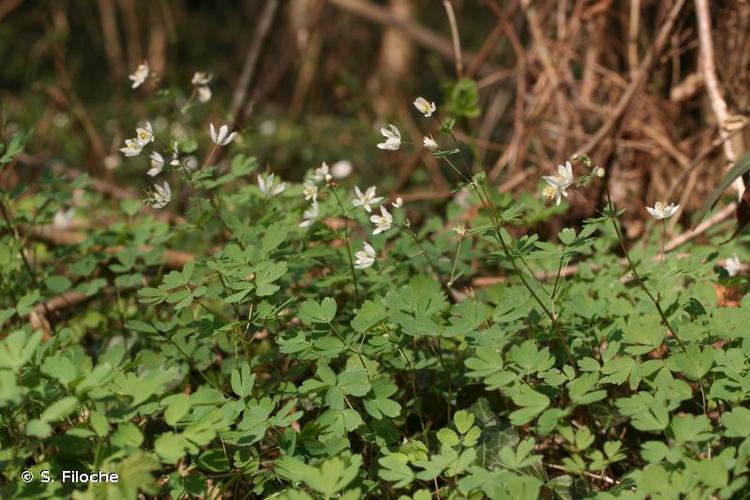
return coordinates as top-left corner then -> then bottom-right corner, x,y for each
331,187 -> 360,305
0,196 -> 57,335
605,188 -> 687,353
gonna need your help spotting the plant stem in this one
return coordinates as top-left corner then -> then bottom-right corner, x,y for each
605,188 -> 687,352
0,196 -> 57,335
331,187 -> 360,305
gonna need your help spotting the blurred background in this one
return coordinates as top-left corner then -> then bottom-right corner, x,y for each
1,0 -> 748,238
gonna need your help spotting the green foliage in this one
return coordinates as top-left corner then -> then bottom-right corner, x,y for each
3,97 -> 750,500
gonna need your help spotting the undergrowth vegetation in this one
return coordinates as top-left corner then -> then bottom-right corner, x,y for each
2,69 -> 750,500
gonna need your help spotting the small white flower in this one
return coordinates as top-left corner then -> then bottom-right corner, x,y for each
646,201 -> 679,220
352,186 -> 383,213
331,160 -> 352,179
258,173 -> 286,196
541,161 -> 575,206
299,201 -> 319,228
543,161 -> 574,190
354,242 -> 377,269
129,62 -> 149,89
103,155 -> 121,170
725,255 -> 742,277
453,224 -> 467,237
184,155 -> 199,172
370,205 -> 393,235
191,71 -> 212,86
392,197 -> 403,208
413,97 -> 436,117
53,208 -> 75,230
312,162 -> 332,183
119,138 -> 142,157
377,124 -> 401,151
148,151 -> 165,177
168,141 -> 180,166
209,123 -> 238,146
423,135 -> 439,150
303,180 -> 318,201
197,85 -> 212,103
148,181 -> 171,209
135,121 -> 154,146
542,182 -> 565,206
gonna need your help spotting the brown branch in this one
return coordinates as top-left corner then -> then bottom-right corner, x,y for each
694,0 -> 744,194
326,0 -> 499,77
230,0 -> 279,128
575,0 -> 687,159
442,0 -> 463,78
26,226 -> 195,269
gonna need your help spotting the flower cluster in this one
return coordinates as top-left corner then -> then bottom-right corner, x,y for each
119,67 -> 236,211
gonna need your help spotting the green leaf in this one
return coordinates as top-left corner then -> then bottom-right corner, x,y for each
40,396 -> 79,422
453,410 -> 475,435
510,387 -> 550,426
231,362 -> 256,398
26,419 -> 52,438
298,297 -> 337,324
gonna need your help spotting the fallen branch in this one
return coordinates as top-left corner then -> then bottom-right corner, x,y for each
25,226 -> 195,269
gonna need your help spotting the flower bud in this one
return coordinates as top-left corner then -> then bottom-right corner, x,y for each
595,167 -> 605,178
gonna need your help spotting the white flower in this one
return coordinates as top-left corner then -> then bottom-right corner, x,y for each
377,124 -> 401,151
725,255 -> 742,277
354,242 -> 377,269
646,201 -> 679,220
413,97 -> 436,117
148,152 -> 164,177
312,162 -> 332,183
53,208 -> 75,230
135,121 -> 154,146
453,224 -> 467,237
303,180 -> 318,201
103,155 -> 121,170
119,138 -> 142,157
541,161 -> 575,206
370,205 -> 393,235
168,141 -> 180,166
352,186 -> 383,213
299,201 -> 319,228
542,182 -> 565,206
129,62 -> 149,89
148,181 -> 171,209
191,71 -> 212,86
393,197 -> 403,208
185,155 -> 199,171
209,123 -> 238,146
258,173 -> 286,196
543,161 -> 574,190
331,160 -> 352,179
423,135 -> 439,150
197,85 -> 212,103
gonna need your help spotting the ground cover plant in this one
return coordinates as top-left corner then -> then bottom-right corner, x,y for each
2,1 -> 750,499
